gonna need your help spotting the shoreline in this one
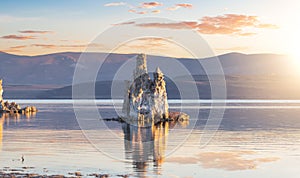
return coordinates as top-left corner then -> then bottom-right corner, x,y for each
0,167 -> 129,178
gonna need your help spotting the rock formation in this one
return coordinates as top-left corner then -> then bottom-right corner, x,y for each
0,79 -> 37,114
122,54 -> 169,121
122,54 -> 178,122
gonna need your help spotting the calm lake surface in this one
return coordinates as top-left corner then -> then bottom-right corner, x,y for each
0,100 -> 300,177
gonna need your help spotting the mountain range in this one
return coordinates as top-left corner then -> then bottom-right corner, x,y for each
1,51 -> 299,99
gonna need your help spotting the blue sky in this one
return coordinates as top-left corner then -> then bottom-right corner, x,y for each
0,0 -> 299,58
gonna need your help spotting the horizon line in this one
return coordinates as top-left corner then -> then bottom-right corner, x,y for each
0,50 -> 287,59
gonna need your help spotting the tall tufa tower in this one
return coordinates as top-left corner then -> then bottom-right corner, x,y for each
134,54 -> 148,79
123,54 -> 169,121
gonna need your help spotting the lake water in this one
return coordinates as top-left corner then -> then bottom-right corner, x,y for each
0,100 -> 300,177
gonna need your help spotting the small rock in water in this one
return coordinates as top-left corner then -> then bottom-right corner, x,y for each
75,171 -> 82,176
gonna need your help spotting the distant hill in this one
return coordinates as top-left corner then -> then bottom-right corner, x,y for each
37,75 -> 300,99
1,51 -> 300,99
0,51 -> 299,85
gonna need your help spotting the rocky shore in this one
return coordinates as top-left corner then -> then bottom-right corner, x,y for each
0,79 -> 38,114
0,169 -> 129,178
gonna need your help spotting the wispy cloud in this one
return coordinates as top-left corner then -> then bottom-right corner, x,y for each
135,21 -> 197,29
151,10 -> 161,14
31,44 -> 56,48
112,21 -> 135,26
10,45 -> 27,49
106,2 -> 192,14
1,35 -> 36,40
31,43 -> 104,50
19,30 -> 54,34
128,9 -> 148,15
1,45 -> 27,53
256,23 -> 279,29
117,14 -> 278,36
32,44 -> 87,49
166,6 -> 180,11
140,2 -> 163,9
176,3 -> 193,8
167,3 -> 193,11
136,11 -> 147,14
104,2 -> 126,7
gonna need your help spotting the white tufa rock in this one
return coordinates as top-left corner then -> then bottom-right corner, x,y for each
122,54 -> 169,122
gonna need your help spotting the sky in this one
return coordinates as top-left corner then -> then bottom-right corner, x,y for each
0,0 -> 299,58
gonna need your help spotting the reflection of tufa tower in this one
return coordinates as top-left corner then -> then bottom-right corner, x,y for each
122,121 -> 169,175
122,54 -> 169,121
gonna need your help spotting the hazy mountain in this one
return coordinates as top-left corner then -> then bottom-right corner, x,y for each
1,51 -> 300,99
0,51 -> 298,85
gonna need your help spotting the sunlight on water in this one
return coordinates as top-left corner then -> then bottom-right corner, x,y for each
0,100 -> 299,177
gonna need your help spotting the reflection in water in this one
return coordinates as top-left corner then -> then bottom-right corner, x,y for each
0,116 -> 3,151
122,120 -> 187,175
0,112 -> 36,151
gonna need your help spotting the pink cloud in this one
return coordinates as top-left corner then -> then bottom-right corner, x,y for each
176,3 -> 193,8
19,30 -> 54,34
1,35 -> 36,40
124,14 -> 278,36
32,44 -> 56,48
136,22 -> 196,29
256,23 -> 279,29
151,10 -> 161,14
166,6 -> 180,11
112,21 -> 136,26
140,2 -> 163,9
167,3 -> 193,11
104,2 -> 126,7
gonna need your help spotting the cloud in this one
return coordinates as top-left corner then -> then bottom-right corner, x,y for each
256,23 -> 279,29
118,14 -> 278,36
32,43 -> 106,49
10,45 -> 27,49
136,11 -> 147,14
166,6 -> 180,11
128,9 -> 136,13
31,44 -> 56,48
112,21 -> 136,26
140,2 -> 163,9
104,2 -> 126,7
238,32 -> 257,36
176,3 -> 193,8
128,9 -> 148,14
151,10 -> 161,14
1,35 -> 36,40
167,3 -> 193,11
114,37 -> 172,55
19,30 -> 54,34
1,45 -> 27,53
136,21 -> 197,29
122,37 -> 168,49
